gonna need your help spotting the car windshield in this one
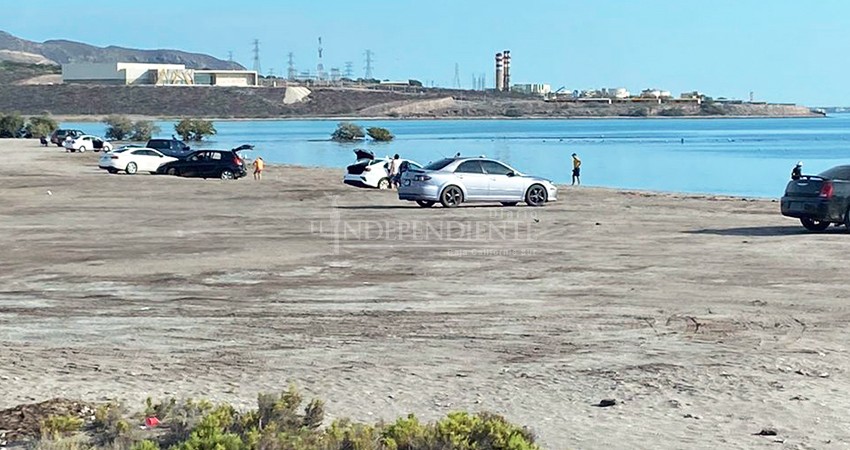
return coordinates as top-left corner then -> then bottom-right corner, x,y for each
818,166 -> 850,180
113,147 -> 131,153
423,158 -> 455,171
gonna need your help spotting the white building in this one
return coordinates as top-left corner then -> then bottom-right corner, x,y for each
62,62 -> 258,87
511,83 -> 551,96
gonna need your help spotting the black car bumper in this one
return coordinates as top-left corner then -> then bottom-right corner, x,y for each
780,197 -> 837,220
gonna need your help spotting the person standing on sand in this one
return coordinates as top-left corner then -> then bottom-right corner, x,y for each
253,157 -> 264,180
571,153 -> 581,185
388,154 -> 400,189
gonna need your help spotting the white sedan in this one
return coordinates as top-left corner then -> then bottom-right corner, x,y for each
64,135 -> 113,153
99,147 -> 176,174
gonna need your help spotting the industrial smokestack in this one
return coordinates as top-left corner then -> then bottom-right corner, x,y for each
503,50 -> 511,92
495,53 -> 504,92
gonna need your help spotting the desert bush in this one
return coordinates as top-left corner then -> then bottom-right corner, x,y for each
130,121 -> 161,141
331,122 -> 365,141
32,435 -> 90,450
503,107 -> 523,118
129,440 -> 160,450
436,412 -> 538,450
175,119 -> 217,141
367,127 -> 394,141
700,102 -> 726,115
104,115 -> 134,140
658,107 -> 685,117
40,415 -> 84,438
0,112 -> 25,138
26,115 -> 58,138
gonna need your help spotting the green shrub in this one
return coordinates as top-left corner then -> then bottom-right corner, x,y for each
130,121 -> 161,142
367,127 -> 394,142
175,119 -> 217,141
26,115 -> 58,138
104,115 -> 134,140
0,112 -> 25,138
40,415 -> 84,438
331,122 -> 365,141
436,412 -> 539,450
129,440 -> 160,450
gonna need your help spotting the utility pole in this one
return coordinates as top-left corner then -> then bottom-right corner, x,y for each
287,52 -> 296,80
252,39 -> 261,74
364,49 -> 374,80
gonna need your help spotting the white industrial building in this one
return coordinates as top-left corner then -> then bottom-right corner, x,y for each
511,83 -> 551,96
62,62 -> 258,87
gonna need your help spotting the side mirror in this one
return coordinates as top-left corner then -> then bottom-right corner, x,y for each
506,171 -> 516,177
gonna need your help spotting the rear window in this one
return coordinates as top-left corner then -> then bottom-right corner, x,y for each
819,166 -> 850,180
423,158 -> 455,171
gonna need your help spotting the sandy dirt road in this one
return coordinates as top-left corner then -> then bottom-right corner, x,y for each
1,139 -> 849,449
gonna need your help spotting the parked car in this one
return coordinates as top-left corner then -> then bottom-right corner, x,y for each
99,147 -> 177,174
50,129 -> 84,146
156,148 -> 247,180
398,156 -> 558,208
146,138 -> 191,158
64,134 -> 113,153
781,165 -> 850,231
343,149 -> 422,189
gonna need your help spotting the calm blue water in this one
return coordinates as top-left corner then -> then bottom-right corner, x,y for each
63,115 -> 850,198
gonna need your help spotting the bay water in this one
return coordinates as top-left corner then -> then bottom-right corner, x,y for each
64,115 -> 850,198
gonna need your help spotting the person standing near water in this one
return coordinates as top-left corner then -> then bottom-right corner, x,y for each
253,156 -> 264,180
571,153 -> 581,185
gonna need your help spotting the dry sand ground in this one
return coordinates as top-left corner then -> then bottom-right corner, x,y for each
1,139 -> 849,449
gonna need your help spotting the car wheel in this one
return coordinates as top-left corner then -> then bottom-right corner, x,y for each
501,202 -> 518,207
525,184 -> 548,207
844,208 -> 850,231
78,146 -> 86,153
416,200 -> 435,208
377,177 -> 391,189
800,217 -> 830,231
107,168 -> 118,174
167,167 -> 179,176
440,185 -> 463,208
126,162 -> 138,175
221,170 -> 235,180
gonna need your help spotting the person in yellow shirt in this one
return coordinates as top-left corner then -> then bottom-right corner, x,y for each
571,153 -> 581,185
253,156 -> 264,180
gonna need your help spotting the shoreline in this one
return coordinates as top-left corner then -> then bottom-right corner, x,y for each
50,114 -> 825,123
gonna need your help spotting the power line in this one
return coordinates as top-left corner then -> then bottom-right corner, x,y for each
252,39 -> 261,74
287,52 -> 296,80
364,49 -> 374,80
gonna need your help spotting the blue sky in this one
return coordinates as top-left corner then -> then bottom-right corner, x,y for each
6,0 -> 849,105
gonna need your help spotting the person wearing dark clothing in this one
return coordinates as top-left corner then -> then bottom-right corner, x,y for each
791,162 -> 803,180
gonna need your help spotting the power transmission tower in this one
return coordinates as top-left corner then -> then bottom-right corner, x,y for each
344,61 -> 354,79
252,39 -> 261,74
287,52 -> 297,80
227,51 -> 234,62
364,50 -> 374,80
453,63 -> 461,89
317,37 -> 325,81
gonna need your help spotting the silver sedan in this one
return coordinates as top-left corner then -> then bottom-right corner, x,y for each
398,157 -> 558,208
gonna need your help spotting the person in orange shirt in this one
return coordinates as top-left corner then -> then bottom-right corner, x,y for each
253,157 -> 264,180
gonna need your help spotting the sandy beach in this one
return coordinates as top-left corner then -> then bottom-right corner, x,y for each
1,138 -> 849,449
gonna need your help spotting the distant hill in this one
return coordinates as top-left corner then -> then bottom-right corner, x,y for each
0,31 -> 243,70
0,61 -> 60,85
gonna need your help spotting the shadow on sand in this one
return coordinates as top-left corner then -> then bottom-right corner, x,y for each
685,225 -> 847,237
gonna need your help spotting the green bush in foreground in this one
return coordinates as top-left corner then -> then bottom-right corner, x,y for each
104,115 -> 134,140
175,119 -> 217,142
0,112 -> 25,138
32,386 -> 540,450
26,115 -> 59,138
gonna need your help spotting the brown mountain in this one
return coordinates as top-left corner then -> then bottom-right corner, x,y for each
0,31 -> 243,70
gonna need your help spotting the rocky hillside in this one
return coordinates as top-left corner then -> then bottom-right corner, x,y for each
0,84 -> 817,119
0,31 -> 242,70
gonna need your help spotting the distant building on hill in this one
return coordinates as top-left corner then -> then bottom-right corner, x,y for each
511,83 -> 551,96
62,62 -> 258,87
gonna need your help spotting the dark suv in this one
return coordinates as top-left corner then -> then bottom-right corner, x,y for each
781,165 -> 850,231
157,149 -> 247,180
146,139 -> 191,158
50,129 -> 84,146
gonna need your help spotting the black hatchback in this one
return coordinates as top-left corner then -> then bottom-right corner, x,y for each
157,149 -> 247,180
781,165 -> 850,231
